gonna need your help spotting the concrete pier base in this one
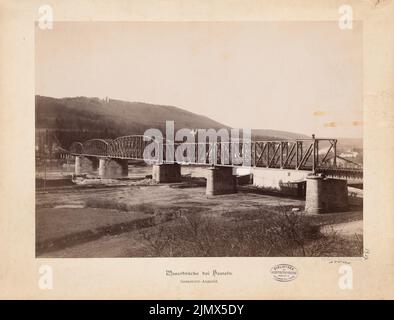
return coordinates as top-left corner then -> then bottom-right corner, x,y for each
98,158 -> 128,179
206,166 -> 237,196
75,156 -> 99,175
305,175 -> 348,214
152,164 -> 181,183
75,156 -> 82,175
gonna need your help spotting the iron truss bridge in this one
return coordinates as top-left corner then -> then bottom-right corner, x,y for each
69,136 -> 363,180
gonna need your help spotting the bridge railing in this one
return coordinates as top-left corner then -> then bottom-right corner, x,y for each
83,139 -> 110,157
69,137 -> 338,170
69,142 -> 83,155
251,138 -> 338,171
159,138 -> 338,171
68,136 -> 362,178
160,141 -> 250,166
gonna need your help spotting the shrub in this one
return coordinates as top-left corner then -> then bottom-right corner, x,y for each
85,198 -> 157,214
137,208 -> 362,257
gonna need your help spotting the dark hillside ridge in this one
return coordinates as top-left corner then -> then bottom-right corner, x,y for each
36,95 -> 311,148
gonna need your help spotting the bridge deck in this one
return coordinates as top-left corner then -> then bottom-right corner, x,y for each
69,136 -> 363,180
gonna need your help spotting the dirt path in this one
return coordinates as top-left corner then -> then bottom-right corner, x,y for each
322,219 -> 363,237
331,220 -> 363,235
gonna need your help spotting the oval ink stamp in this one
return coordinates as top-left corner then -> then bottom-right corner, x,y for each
270,264 -> 298,282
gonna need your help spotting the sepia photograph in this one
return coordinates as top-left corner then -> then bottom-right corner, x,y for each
35,21 -> 363,258
2,0 -> 394,302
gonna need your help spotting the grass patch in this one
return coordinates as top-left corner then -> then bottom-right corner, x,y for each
136,209 -> 363,257
224,205 -> 362,227
85,198 -> 157,214
84,198 -> 206,220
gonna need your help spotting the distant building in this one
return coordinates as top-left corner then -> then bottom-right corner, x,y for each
339,151 -> 359,158
35,129 -> 70,160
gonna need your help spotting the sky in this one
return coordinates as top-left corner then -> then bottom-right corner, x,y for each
36,21 -> 363,138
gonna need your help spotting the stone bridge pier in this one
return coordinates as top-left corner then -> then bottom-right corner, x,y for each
152,164 -> 181,183
99,158 -> 128,179
75,156 -> 99,175
305,175 -> 348,214
206,166 -> 237,196
75,156 -> 129,179
152,164 -> 238,196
